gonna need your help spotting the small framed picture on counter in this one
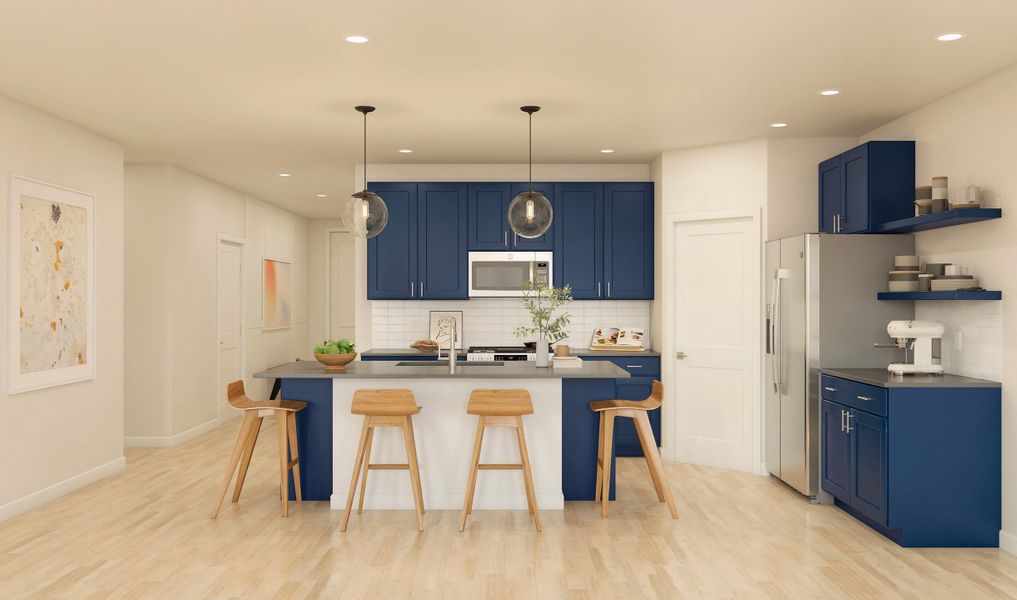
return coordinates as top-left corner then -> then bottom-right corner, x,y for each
429,310 -> 463,351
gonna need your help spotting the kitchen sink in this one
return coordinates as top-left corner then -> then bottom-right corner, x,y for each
394,361 -> 503,367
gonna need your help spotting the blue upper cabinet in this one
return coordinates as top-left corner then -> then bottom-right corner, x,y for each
509,182 -> 554,251
417,183 -> 469,299
554,183 -> 604,299
367,183 -> 418,299
467,183 -> 511,250
819,141 -> 915,233
604,183 -> 653,299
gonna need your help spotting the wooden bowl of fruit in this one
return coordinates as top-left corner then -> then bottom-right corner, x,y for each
314,339 -> 357,370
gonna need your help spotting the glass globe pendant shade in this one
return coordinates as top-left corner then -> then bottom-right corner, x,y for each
342,190 -> 388,239
508,190 -> 553,238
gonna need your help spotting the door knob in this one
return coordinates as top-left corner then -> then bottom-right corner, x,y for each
676,351 -> 687,359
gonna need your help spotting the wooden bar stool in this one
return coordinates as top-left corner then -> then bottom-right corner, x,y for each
211,380 -> 306,518
590,380 -> 678,519
341,389 -> 425,532
459,389 -> 542,532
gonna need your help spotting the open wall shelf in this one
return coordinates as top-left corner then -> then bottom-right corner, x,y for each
874,208 -> 1001,233
877,291 -> 1002,301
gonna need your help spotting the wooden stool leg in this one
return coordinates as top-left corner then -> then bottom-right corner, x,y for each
516,416 -> 542,532
634,412 -> 678,519
211,412 -> 256,518
357,426 -> 374,514
406,417 -> 425,515
595,412 -> 605,503
232,415 -> 263,503
341,419 -> 371,532
459,416 -> 485,532
402,417 -> 425,531
601,413 -> 615,518
286,412 -> 302,503
633,415 -> 665,502
275,411 -> 291,517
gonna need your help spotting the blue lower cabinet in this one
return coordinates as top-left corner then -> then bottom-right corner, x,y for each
820,374 -> 1000,547
562,378 -> 617,501
579,355 -> 661,457
821,400 -> 851,503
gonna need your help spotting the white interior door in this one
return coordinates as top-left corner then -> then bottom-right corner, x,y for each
328,231 -> 356,342
670,214 -> 759,473
218,240 -> 243,421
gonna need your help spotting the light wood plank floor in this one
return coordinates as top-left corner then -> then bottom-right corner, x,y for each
2,418 -> 1016,599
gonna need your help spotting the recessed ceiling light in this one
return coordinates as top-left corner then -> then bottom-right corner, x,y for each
937,32 -> 964,42
278,172 -> 291,177
770,123 -> 788,128
600,149 -> 615,154
345,35 -> 369,44
316,194 -> 328,198
398,149 -> 413,153
818,89 -> 840,96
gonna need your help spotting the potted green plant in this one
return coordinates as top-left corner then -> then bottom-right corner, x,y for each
514,284 -> 573,367
314,339 -> 357,371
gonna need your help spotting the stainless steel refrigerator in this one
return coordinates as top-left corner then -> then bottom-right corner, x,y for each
764,234 -> 914,497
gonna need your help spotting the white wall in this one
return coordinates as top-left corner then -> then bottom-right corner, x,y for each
0,94 -> 125,521
124,165 -> 310,445
860,62 -> 1017,553
765,137 -> 857,240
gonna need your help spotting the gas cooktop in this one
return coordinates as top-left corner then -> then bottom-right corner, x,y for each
467,345 -> 532,354
465,346 -> 534,362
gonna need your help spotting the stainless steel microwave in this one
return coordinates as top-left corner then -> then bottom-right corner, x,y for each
468,252 -> 552,297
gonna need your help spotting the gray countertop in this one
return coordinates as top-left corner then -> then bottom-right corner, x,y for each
362,347 -> 660,358
255,359 -> 631,380
822,368 -> 1001,389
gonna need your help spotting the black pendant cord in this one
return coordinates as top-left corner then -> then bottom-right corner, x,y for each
528,111 -> 532,194
355,106 -> 376,191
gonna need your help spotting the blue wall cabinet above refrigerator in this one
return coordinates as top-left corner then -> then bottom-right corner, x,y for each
367,183 -> 468,300
554,183 -> 604,299
366,183 -> 418,299
819,141 -> 915,233
819,372 -> 1000,547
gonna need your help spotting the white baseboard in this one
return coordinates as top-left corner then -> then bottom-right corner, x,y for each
124,417 -> 221,448
329,492 -> 565,511
0,456 -> 125,524
1000,530 -> 1017,556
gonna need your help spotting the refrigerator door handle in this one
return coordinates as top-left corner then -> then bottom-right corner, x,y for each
768,277 -> 779,392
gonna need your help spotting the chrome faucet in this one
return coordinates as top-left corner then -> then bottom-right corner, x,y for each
436,317 -> 457,374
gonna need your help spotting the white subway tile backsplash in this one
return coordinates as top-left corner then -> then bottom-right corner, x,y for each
370,298 -> 651,349
916,300 -> 1002,381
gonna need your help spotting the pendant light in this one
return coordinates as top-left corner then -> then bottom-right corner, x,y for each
342,105 -> 388,238
508,106 -> 553,238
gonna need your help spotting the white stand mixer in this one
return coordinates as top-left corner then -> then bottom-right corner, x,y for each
886,320 -> 945,375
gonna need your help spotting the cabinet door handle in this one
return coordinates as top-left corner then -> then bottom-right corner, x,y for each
597,282 -> 602,298
824,386 -> 838,392
420,281 -> 424,297
410,281 -> 415,298
845,412 -> 854,433
840,410 -> 846,433
856,395 -> 872,402
514,232 -> 518,247
607,282 -> 612,297
503,231 -> 508,247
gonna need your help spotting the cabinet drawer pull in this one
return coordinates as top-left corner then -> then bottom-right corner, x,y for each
856,395 -> 873,401
625,365 -> 642,368
824,386 -> 838,392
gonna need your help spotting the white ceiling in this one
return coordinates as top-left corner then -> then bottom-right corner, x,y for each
1,0 -> 1016,217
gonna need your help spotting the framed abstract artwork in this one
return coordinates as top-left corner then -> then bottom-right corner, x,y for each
7,176 -> 96,394
262,257 -> 293,330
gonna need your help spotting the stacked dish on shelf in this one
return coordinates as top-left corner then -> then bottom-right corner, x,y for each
887,257 -> 984,292
888,255 -> 921,292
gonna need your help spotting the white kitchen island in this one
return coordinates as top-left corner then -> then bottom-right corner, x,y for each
254,359 -> 630,511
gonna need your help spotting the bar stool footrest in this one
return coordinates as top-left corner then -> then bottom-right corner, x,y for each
478,463 -> 524,470
368,463 -> 410,470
